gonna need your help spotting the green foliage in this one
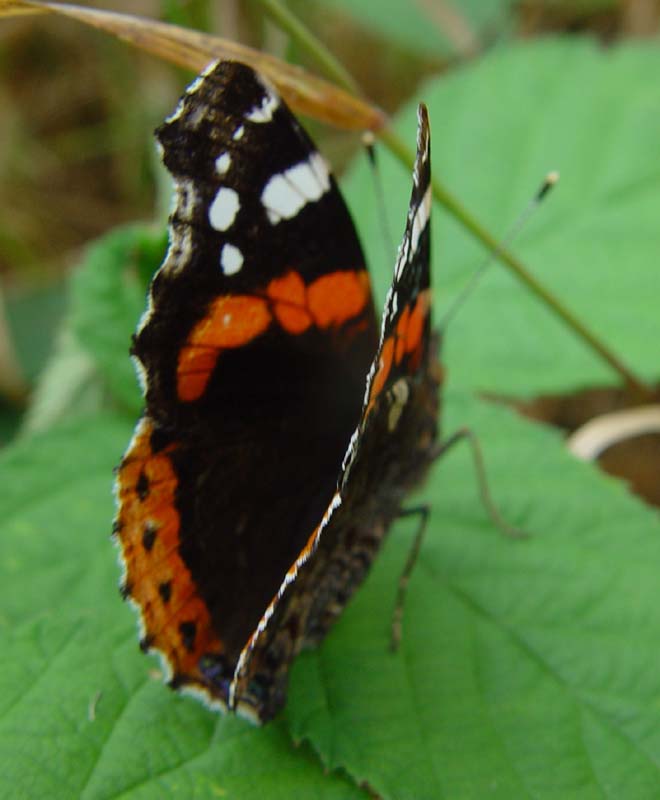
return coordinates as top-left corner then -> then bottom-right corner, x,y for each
289,392 -> 660,798
312,0 -> 517,56
1,281 -> 68,442
70,224 -> 168,414
346,39 -> 660,396
5,281 -> 68,384
2,37 -> 659,800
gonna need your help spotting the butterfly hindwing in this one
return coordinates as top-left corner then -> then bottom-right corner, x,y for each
231,106 -> 441,722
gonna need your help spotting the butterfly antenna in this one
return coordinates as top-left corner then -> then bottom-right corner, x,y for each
439,170 -> 560,331
363,131 -> 397,265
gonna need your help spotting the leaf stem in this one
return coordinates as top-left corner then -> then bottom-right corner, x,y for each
252,0 -> 360,94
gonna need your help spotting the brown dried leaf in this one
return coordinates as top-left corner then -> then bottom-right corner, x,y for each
0,0 -> 386,131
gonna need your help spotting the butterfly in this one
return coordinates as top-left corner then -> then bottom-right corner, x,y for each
114,59 -> 440,723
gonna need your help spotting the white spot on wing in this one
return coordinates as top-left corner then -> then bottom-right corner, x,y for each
394,237 -> 409,281
388,378 -> 410,431
164,98 -> 185,123
309,152 -> 331,188
261,177 -> 300,224
175,228 -> 193,271
246,90 -> 279,123
209,187 -> 240,231
186,73 -> 206,96
390,288 -> 399,319
174,177 -> 196,219
341,428 -> 360,473
163,59 -> 220,126
290,156 -> 329,198
220,243 -> 243,275
135,292 -> 154,339
261,153 -> 331,224
234,699 -> 261,725
180,683 -> 229,715
132,355 -> 148,395
215,153 -> 231,175
233,125 -> 245,141
411,185 -> 431,255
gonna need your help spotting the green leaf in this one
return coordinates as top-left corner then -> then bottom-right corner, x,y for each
0,616 -> 363,799
2,391 -> 659,797
346,39 -> 660,395
21,327 -> 108,436
19,226 -> 164,435
4,36 -> 660,800
0,416 -> 364,799
0,415 -> 128,628
0,401 -> 21,447
287,390 -> 660,798
70,224 -> 167,414
4,279 -> 67,384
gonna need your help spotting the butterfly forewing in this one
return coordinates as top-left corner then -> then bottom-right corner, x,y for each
115,61 -> 380,714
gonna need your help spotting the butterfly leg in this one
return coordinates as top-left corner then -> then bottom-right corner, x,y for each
435,427 -> 528,540
390,504 -> 429,651
390,427 -> 527,650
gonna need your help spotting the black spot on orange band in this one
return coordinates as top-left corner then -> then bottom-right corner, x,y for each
115,418 -> 227,691
142,523 -> 157,552
136,471 -> 150,501
179,620 -> 197,653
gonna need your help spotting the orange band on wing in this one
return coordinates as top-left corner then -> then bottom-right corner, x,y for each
365,289 -> 431,414
116,418 -> 224,685
405,290 -> 430,359
307,270 -> 371,328
176,269 -> 372,402
267,271 -> 312,334
193,295 -> 272,348
177,296 -> 271,401
368,336 -> 394,414
395,306 -> 410,364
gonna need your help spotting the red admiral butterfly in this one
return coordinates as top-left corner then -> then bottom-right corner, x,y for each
114,60 -> 440,723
